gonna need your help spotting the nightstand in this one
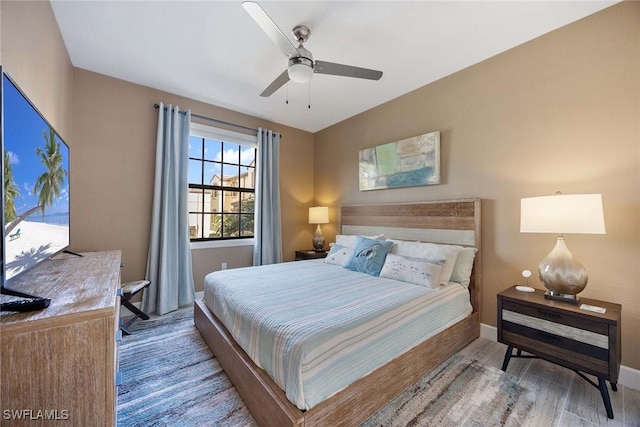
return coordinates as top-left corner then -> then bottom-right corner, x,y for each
497,286 -> 621,419
295,250 -> 328,261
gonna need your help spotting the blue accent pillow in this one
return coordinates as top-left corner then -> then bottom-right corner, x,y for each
345,236 -> 394,276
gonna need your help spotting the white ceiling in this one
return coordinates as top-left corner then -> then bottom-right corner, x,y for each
51,1 -> 617,133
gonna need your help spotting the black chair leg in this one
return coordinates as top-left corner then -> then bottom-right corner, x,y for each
122,300 -> 150,320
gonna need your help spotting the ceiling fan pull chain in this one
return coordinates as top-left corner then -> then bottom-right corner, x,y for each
308,81 -> 311,109
286,82 -> 289,105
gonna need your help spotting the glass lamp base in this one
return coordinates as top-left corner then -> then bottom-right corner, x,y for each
539,236 -> 588,302
312,224 -> 325,251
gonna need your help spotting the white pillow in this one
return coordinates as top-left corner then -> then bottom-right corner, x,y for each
379,253 -> 445,289
335,234 -> 385,249
450,247 -> 477,288
390,241 -> 463,285
323,244 -> 354,267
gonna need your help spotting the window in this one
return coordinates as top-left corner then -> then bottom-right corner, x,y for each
188,123 -> 256,241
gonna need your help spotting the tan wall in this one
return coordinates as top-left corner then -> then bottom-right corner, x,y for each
0,0 -> 73,140
71,70 -> 315,289
314,2 -> 640,369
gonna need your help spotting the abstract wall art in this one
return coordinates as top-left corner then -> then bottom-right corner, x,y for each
359,131 -> 440,191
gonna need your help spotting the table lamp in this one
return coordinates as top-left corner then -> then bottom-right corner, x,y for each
308,206 -> 329,251
520,193 -> 605,304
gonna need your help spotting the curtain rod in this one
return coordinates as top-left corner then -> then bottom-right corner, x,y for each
154,103 -> 260,134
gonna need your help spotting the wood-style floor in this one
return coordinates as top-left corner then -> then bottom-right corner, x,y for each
459,338 -> 640,426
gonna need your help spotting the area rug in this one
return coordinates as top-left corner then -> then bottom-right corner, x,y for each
361,353 -> 536,427
117,308 -> 257,427
117,306 -> 535,427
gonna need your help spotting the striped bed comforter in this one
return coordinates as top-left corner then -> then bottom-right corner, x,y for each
204,260 -> 472,410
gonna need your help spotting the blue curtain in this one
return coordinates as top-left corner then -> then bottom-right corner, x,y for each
253,128 -> 283,265
142,102 -> 195,315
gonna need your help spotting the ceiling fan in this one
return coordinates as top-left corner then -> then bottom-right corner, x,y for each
241,1 -> 383,97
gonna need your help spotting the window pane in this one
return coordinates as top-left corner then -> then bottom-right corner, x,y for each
209,171 -> 222,187
189,213 -> 201,239
240,214 -> 254,236
204,138 -> 222,161
210,188 -> 222,213
222,142 -> 240,163
219,191 -> 228,213
240,165 -> 255,189
240,194 -> 254,213
188,189 -> 205,213
207,213 -> 222,238
204,189 -> 214,214
241,146 -> 255,167
225,190 -> 240,213
222,164 -> 240,188
204,160 -> 219,185
222,214 -> 239,237
188,159 -> 202,185
189,136 -> 203,159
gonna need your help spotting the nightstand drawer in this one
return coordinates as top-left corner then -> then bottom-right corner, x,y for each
501,320 -> 610,376
502,299 -> 608,336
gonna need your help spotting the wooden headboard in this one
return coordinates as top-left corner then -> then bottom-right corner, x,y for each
340,199 -> 481,315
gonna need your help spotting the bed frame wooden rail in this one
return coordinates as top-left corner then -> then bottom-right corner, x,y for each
194,199 -> 481,427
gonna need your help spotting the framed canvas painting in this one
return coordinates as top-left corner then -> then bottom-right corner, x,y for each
359,131 -> 440,191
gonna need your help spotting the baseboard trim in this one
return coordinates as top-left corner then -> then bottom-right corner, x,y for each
480,323 -> 497,342
480,323 -> 639,391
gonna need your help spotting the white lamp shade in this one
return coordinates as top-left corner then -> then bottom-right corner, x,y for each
308,206 -> 329,224
520,194 -> 605,234
288,63 -> 313,83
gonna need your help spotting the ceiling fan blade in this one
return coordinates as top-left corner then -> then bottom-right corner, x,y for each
314,61 -> 383,81
260,70 -> 290,97
241,1 -> 299,59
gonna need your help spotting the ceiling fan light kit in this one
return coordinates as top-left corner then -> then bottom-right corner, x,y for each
241,1 -> 383,97
288,60 -> 313,83
288,44 -> 314,83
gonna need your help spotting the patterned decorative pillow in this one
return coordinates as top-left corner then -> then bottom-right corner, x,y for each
390,241 -> 463,285
323,244 -> 354,267
379,253 -> 446,289
344,236 -> 394,276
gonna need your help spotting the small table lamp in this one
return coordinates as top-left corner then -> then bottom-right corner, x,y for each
520,193 -> 605,304
308,206 -> 329,251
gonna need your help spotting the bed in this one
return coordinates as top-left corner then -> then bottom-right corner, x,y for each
194,199 -> 481,427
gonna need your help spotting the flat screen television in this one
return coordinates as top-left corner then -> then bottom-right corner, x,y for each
1,67 -> 71,308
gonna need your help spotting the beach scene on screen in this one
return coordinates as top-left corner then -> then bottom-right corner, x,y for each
3,74 -> 70,281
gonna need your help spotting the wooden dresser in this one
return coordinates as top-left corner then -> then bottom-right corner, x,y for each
1,251 -> 122,426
